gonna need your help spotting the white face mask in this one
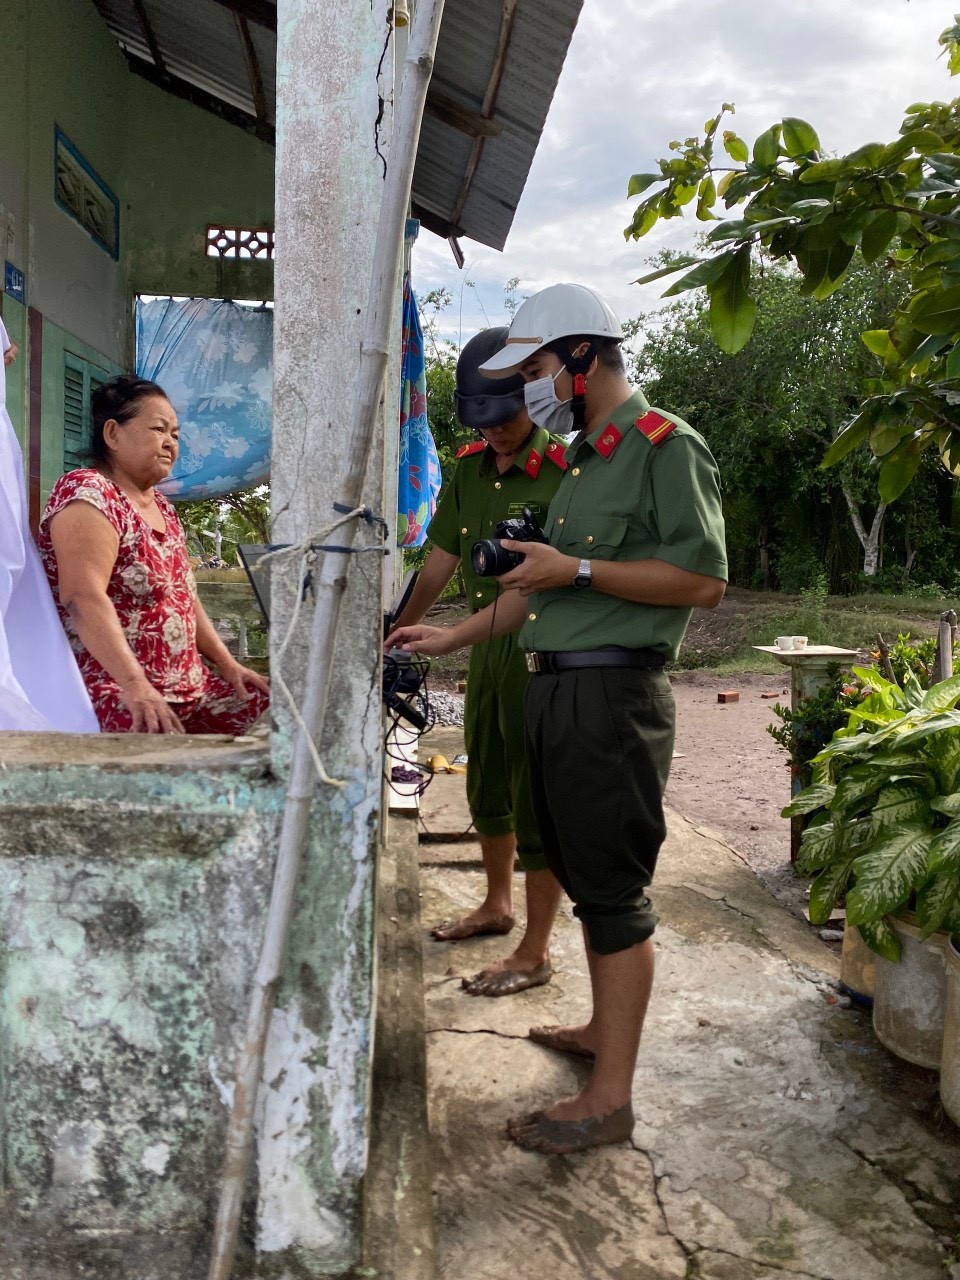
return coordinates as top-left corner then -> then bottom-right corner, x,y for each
524,368 -> 574,434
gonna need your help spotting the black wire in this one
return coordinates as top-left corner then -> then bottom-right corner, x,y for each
417,584 -> 498,841
382,652 -> 437,799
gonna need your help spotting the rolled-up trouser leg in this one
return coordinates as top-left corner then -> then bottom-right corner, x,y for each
464,638 -> 514,837
524,666 -> 676,954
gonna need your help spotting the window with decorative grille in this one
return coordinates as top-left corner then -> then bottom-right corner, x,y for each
54,130 -> 120,260
206,225 -> 275,260
63,354 -> 108,471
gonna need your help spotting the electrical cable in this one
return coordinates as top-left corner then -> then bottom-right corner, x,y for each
417,569 -> 500,843
262,505 -> 379,788
382,650 -> 437,799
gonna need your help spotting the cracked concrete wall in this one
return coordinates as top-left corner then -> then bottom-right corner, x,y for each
268,0 -> 398,1268
0,739 -> 377,1277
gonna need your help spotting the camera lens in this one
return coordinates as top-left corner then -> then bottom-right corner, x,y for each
470,539 -> 518,577
471,540 -> 495,576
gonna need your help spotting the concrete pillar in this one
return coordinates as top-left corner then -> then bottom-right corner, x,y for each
266,0 -> 395,1272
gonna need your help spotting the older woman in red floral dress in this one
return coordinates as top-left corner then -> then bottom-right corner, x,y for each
38,376 -> 269,734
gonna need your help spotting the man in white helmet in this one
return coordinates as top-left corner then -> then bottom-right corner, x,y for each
388,282 -> 727,1154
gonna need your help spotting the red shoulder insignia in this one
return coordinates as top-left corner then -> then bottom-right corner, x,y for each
525,449 -> 543,478
545,441 -> 568,470
635,410 -> 677,445
455,440 -> 486,459
595,424 -> 623,459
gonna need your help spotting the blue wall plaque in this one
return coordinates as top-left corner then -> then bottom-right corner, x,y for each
4,262 -> 25,305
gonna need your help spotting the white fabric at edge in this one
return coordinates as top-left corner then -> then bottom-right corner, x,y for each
0,318 -> 99,731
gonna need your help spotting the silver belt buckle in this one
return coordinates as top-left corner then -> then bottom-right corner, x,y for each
526,651 -> 542,673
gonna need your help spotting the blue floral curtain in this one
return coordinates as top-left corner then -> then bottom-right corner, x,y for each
135,298 -> 272,500
397,278 -> 441,547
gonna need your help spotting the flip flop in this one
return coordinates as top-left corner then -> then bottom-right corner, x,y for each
430,914 -> 515,942
506,1103 -> 635,1155
527,1025 -> 596,1061
461,961 -> 553,997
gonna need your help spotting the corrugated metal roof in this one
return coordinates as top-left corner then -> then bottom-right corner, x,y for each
90,0 -> 582,250
416,0 -> 582,249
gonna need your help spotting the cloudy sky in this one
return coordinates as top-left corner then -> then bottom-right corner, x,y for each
413,0 -> 956,344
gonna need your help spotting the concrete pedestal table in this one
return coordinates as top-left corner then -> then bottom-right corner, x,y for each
753,645 -> 860,861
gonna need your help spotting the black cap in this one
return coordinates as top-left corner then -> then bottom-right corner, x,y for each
455,327 -> 526,430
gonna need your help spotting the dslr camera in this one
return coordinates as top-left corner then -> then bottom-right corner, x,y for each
470,506 -> 547,578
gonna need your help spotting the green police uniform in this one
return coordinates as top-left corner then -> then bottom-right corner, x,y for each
427,425 -> 568,869
520,389 -> 727,952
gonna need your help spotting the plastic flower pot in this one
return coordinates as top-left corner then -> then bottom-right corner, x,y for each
839,921 -> 876,1006
873,913 -> 949,1070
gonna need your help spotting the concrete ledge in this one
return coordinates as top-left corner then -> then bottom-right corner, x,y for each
0,732 -> 270,775
361,812 -> 435,1280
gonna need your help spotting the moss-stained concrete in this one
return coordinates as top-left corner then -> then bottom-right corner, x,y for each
0,734 -> 377,1277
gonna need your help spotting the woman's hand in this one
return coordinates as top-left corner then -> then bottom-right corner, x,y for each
3,341 -> 19,368
496,540 -> 578,596
217,657 -> 270,700
385,624 -> 458,657
118,677 -> 185,734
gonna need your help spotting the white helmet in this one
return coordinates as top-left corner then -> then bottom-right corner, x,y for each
478,283 -> 623,376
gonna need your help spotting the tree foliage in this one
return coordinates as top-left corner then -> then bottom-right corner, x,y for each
417,288 -> 474,482
625,16 -> 960,502
177,487 -> 270,563
634,259 -> 959,588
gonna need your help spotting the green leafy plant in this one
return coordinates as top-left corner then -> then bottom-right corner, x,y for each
767,667 -> 866,787
624,18 -> 960,503
872,631 -> 940,687
784,668 -> 960,958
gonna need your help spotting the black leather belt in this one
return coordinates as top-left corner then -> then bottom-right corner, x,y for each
525,647 -> 665,674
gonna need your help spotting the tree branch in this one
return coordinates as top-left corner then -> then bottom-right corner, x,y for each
842,486 -> 869,548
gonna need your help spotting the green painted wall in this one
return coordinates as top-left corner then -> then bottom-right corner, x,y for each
0,0 -> 275,502
124,77 -> 275,303
1,297 -> 28,456
10,0 -> 130,364
39,321 -> 122,506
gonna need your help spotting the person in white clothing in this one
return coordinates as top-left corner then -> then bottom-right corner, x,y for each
0,318 -> 99,732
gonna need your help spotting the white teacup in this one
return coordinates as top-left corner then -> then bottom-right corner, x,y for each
793,636 -> 809,650
776,636 -> 795,650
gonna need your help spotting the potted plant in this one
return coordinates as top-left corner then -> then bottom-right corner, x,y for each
769,669 -> 876,997
944,935 -> 960,1124
784,667 -> 960,1070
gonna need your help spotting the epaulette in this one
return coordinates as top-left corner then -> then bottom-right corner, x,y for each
634,410 -> 677,445
545,441 -> 568,470
455,441 -> 486,459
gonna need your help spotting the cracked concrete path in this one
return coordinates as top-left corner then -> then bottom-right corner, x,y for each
418,730 -> 960,1280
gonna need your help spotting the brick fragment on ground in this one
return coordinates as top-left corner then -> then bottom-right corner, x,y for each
717,690 -> 739,703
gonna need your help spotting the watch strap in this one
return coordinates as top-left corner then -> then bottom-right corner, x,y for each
572,558 -> 592,589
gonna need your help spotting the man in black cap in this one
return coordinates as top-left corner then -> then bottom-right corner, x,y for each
391,327 -> 568,996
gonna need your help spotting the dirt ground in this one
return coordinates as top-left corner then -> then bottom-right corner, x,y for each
664,670 -> 809,918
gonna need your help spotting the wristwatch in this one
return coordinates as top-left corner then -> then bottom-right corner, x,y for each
572,558 -> 592,590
